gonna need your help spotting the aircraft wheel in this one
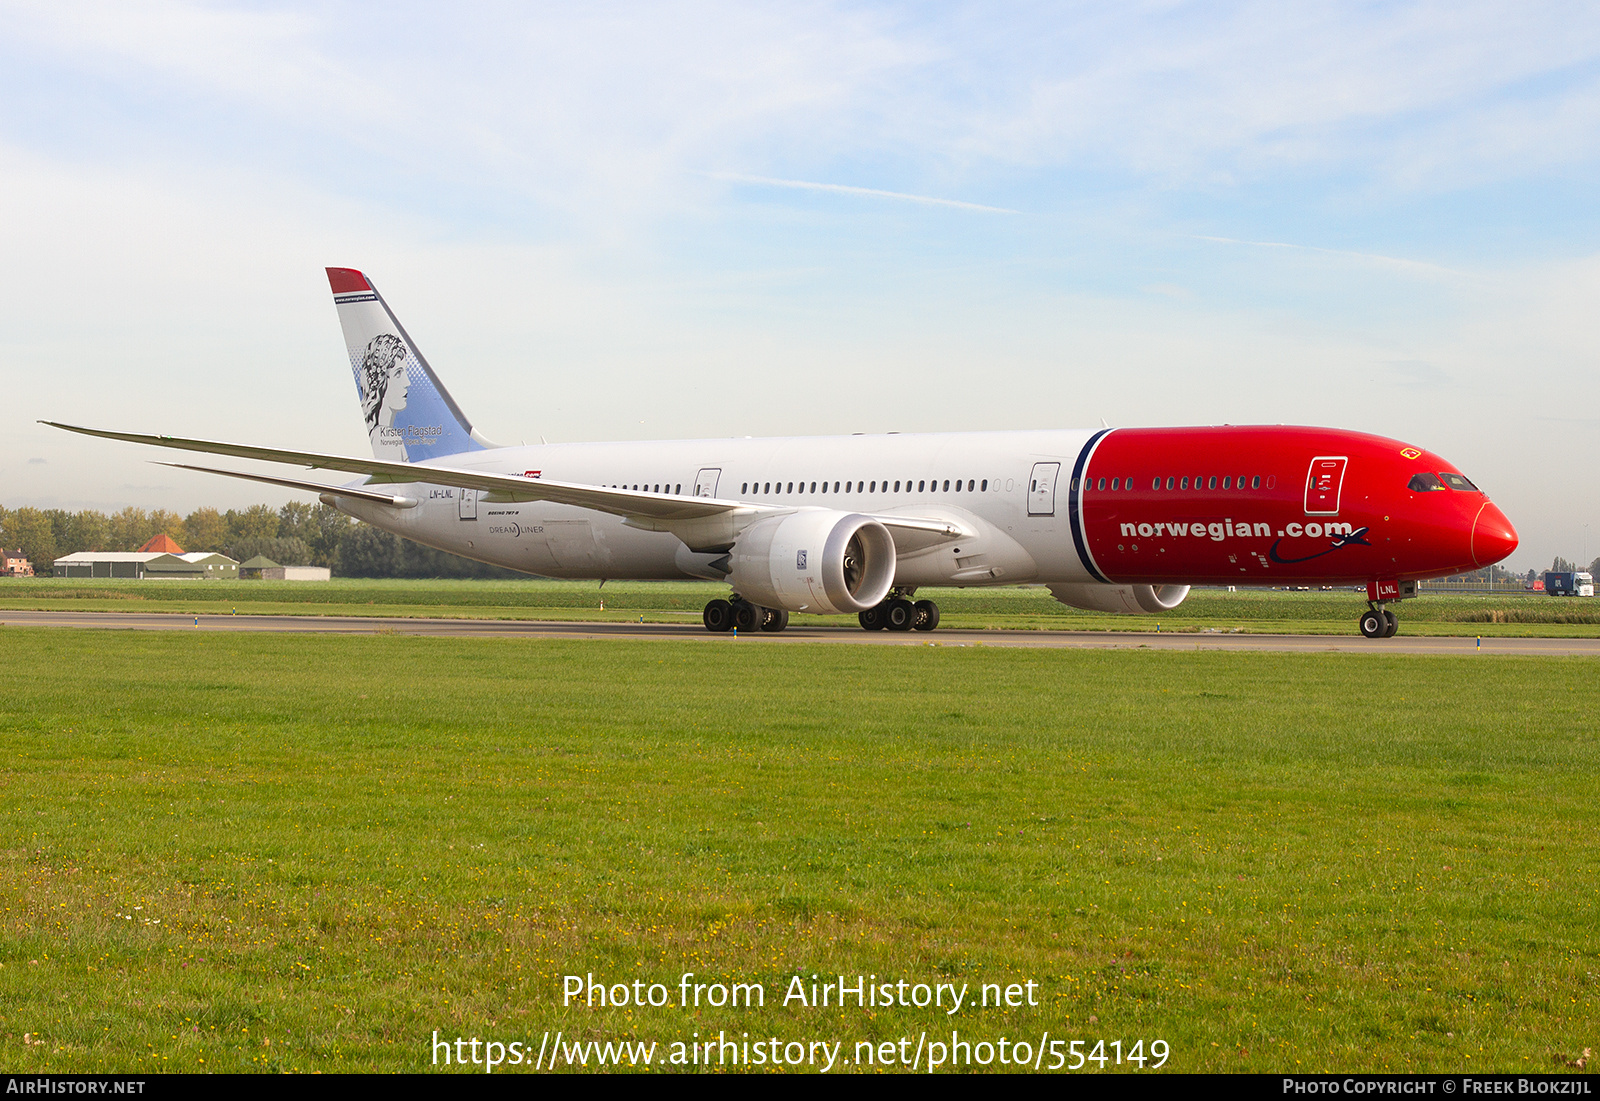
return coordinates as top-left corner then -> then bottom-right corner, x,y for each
1358,609 -> 1385,638
859,605 -> 887,631
703,599 -> 734,632
1383,609 -> 1399,637
732,600 -> 765,632
885,598 -> 916,632
912,600 -> 940,631
761,608 -> 789,632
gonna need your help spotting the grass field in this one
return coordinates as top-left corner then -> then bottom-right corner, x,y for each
0,628 -> 1595,1073
3,578 -> 1598,637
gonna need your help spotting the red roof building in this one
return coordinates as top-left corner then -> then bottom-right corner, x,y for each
138,534 -> 185,554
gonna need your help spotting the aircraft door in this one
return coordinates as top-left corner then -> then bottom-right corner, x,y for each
694,468 -> 721,498
458,487 -> 477,520
1027,462 -> 1060,516
1303,457 -> 1348,515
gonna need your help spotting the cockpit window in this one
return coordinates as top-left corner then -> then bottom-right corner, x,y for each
1438,472 -> 1478,491
1408,472 -> 1446,492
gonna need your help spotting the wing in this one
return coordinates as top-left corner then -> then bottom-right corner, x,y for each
45,421 -> 742,521
44,420 -> 968,543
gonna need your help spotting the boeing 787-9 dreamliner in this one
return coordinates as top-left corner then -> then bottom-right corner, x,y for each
48,267 -> 1518,638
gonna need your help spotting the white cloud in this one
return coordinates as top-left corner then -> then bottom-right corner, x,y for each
7,0 -> 1596,217
2,0 -> 368,111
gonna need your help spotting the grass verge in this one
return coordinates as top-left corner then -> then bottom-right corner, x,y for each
0,629 -> 1595,1072
2,579 -> 1597,637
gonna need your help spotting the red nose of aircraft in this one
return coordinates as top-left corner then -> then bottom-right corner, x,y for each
1471,501 -> 1518,567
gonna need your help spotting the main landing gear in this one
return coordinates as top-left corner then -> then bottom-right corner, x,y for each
702,597 -> 788,633
858,592 -> 940,633
1359,604 -> 1400,639
700,592 -> 942,634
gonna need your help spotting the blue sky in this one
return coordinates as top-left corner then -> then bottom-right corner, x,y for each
3,1 -> 1598,570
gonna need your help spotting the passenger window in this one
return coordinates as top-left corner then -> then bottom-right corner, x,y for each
1221,476 -> 1231,489
1096,477 -> 1105,491
741,483 -> 748,494
1252,476 -> 1261,489
1165,477 -> 1174,490
919,480 -> 926,491
981,479 -> 988,491
1409,472 -> 1447,492
1439,472 -> 1478,491
1180,477 -> 1189,490
1208,476 -> 1217,489
942,480 -> 950,491
894,480 -> 901,492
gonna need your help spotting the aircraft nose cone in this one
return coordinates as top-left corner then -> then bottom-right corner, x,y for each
1472,502 -> 1518,567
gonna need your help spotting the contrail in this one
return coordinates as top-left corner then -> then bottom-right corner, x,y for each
707,172 -> 1019,214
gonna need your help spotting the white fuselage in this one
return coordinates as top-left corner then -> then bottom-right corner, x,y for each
334,429 -> 1100,586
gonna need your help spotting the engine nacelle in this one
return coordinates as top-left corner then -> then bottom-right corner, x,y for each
1047,582 -> 1191,615
729,511 -> 896,614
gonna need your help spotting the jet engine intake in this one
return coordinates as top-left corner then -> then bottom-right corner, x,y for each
728,511 -> 896,614
1047,582 -> 1191,615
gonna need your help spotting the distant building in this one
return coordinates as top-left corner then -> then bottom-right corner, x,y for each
238,556 -> 328,580
262,565 -> 331,581
239,555 -> 278,579
175,552 -> 240,579
53,551 -> 238,579
2,549 -> 33,577
54,532 -> 239,579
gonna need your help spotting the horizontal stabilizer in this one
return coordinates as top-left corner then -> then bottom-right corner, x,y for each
152,462 -> 419,508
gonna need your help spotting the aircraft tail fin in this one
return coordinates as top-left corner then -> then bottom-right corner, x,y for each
326,267 -> 496,461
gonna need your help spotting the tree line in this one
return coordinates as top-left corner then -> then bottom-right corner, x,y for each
0,502 -> 524,579
1445,558 -> 1600,584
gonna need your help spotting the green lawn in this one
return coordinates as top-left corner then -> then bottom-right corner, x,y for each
3,578 -> 1597,637
0,630 -> 1595,1073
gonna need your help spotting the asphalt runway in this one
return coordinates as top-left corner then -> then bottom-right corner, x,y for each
3,609 -> 1598,656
